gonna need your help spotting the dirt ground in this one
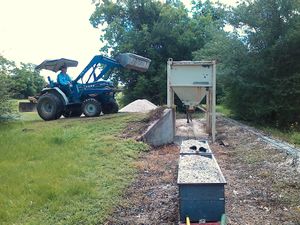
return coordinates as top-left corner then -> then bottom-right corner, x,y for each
105,145 -> 179,224
214,118 -> 300,225
107,116 -> 300,225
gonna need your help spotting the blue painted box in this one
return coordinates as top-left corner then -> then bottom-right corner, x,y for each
177,154 -> 226,222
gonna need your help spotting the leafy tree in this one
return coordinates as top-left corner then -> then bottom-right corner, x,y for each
0,75 -> 13,119
0,54 -> 46,101
10,63 -> 46,98
90,0 -> 226,105
193,29 -> 248,104
194,0 -> 300,128
0,55 -> 15,118
0,54 -> 45,119
226,0 -> 300,127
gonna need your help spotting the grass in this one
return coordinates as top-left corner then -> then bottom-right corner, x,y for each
0,112 -> 148,225
216,104 -> 232,117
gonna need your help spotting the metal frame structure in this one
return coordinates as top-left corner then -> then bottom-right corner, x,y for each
167,59 -> 216,142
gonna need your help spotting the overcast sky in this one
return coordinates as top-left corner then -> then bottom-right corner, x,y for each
0,0 -> 238,79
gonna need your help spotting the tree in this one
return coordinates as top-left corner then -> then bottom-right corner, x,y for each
90,0 -> 226,105
193,29 -> 248,104
0,54 -> 46,119
227,0 -> 300,127
0,55 -> 15,119
11,63 -> 46,98
194,0 -> 300,128
1,55 -> 46,99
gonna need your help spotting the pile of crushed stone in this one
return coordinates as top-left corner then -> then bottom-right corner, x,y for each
178,155 -> 223,183
119,99 -> 157,113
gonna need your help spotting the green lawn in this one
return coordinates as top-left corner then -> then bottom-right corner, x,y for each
0,112 -> 148,225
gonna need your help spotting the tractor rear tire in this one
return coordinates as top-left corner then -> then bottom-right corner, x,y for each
102,100 -> 119,114
37,93 -> 63,121
82,98 -> 101,117
63,108 -> 82,118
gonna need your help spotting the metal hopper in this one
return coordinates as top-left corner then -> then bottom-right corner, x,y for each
167,60 -> 214,107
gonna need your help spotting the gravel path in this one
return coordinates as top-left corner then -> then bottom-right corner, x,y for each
221,116 -> 300,172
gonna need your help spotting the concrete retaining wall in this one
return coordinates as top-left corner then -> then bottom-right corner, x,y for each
142,108 -> 175,147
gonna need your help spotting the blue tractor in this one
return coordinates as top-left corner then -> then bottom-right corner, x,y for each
35,53 -> 151,121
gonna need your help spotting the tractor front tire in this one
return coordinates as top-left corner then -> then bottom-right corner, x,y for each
82,98 -> 101,117
102,100 -> 119,114
37,93 -> 63,121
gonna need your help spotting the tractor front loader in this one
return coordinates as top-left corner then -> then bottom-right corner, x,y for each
19,53 -> 151,121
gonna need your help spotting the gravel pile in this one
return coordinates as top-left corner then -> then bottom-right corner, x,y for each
177,155 -> 222,183
119,99 -> 157,113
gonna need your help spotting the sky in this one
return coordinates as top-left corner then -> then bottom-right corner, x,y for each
0,0 -> 101,79
0,0 -> 238,79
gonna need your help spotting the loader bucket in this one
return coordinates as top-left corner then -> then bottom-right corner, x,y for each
116,53 -> 151,72
19,102 -> 37,112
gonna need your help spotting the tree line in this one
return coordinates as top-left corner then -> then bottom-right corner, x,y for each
0,55 -> 45,118
90,0 -> 300,128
